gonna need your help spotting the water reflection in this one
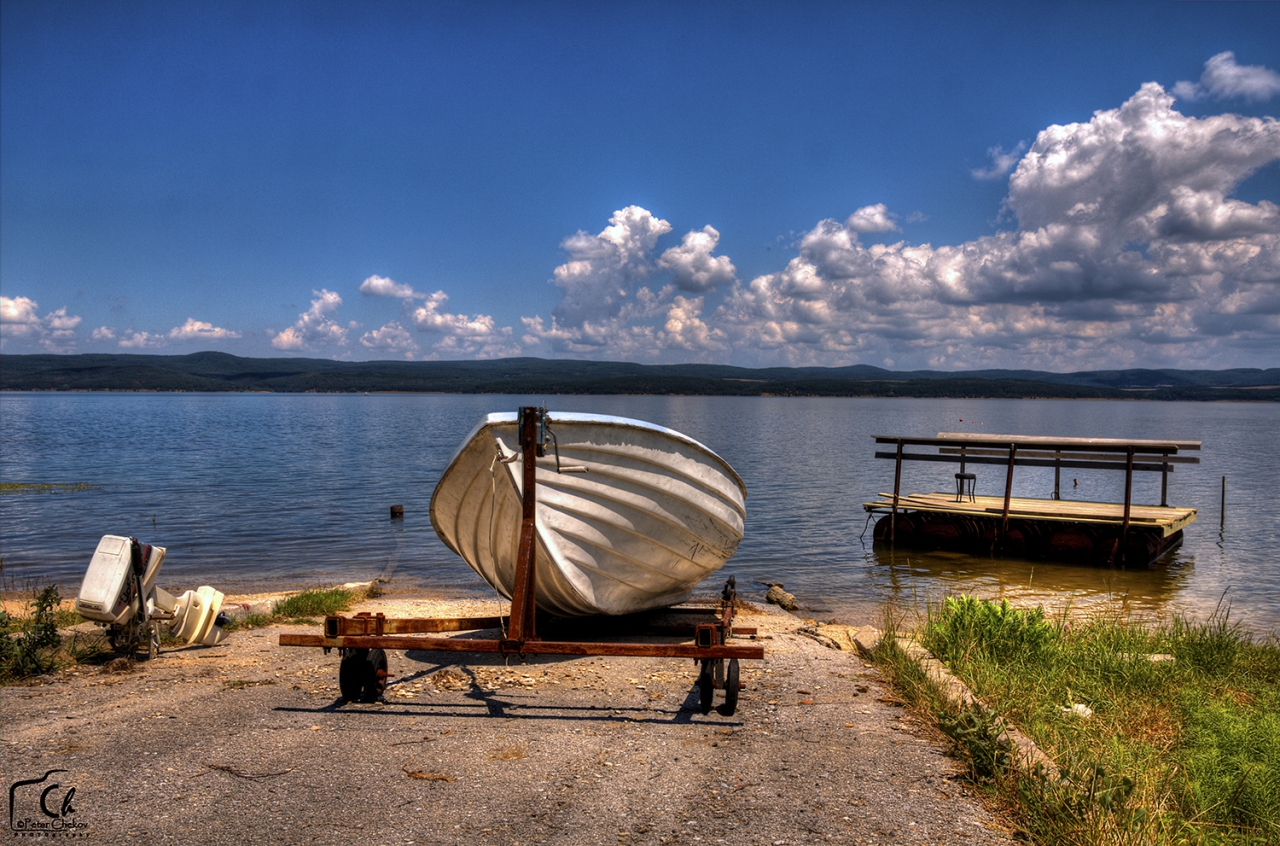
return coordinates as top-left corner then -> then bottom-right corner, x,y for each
860,543 -> 1194,623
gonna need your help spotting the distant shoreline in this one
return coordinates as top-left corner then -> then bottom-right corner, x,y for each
3,351 -> 1277,401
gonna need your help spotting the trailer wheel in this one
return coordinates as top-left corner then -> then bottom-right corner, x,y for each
722,659 -> 740,715
339,648 -> 387,703
366,648 -> 389,701
697,660 -> 714,714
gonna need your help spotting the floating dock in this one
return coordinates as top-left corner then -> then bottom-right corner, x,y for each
863,433 -> 1200,565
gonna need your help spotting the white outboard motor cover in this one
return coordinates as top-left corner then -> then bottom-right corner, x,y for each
75,535 -> 166,625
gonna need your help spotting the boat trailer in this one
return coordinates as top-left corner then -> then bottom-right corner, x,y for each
280,406 -> 764,715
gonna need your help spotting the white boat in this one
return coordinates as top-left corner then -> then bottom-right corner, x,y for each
429,411 -> 747,617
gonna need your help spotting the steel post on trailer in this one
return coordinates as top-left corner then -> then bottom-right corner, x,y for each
505,406 -> 541,645
278,405 -> 763,714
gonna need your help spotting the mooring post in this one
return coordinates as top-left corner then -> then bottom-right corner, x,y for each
890,440 -> 903,545
1160,451 -> 1169,507
1053,452 -> 1061,501
1000,443 -> 1017,538
1121,447 -> 1134,560
1221,476 -> 1226,528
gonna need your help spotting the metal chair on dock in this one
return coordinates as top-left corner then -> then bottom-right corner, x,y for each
955,472 -> 976,502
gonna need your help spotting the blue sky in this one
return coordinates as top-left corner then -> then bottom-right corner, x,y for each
2,1 -> 1278,370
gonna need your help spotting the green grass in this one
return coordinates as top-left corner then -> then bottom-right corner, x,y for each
872,595 -> 1280,845
273,587 -> 355,619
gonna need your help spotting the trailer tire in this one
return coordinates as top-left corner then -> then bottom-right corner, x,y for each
722,658 -> 740,715
338,648 -> 388,703
697,660 -> 714,714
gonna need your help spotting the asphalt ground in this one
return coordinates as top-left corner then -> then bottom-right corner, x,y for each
1,597 -> 1015,846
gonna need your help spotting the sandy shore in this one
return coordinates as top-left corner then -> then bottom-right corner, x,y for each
2,594 -> 1014,845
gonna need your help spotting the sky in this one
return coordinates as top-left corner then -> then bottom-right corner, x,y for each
2,1 -> 1279,371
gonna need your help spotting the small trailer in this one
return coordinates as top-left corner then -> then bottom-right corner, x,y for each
280,407 -> 763,714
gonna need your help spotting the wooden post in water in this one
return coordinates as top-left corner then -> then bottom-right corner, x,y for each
1121,447 -> 1134,560
890,440 -> 903,545
1221,476 -> 1226,529
1001,443 -> 1017,539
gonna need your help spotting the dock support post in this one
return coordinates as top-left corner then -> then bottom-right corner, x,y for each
1121,447 -> 1134,561
890,440 -> 903,545
1053,453 -> 1061,501
1001,443 -> 1017,539
1160,452 -> 1169,507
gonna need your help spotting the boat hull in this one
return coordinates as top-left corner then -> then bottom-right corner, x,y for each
430,412 -> 747,617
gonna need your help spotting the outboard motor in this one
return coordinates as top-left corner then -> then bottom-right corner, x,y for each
75,535 -> 228,657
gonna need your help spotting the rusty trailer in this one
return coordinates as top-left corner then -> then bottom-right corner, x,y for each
280,406 -> 763,714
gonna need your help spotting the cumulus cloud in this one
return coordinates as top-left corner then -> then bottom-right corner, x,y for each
704,82 -> 1280,369
91,327 -> 117,341
359,275 -> 418,299
360,321 -> 419,357
844,204 -> 900,233
0,296 -> 82,352
168,318 -> 241,341
1173,51 -> 1280,103
971,142 -> 1029,180
658,226 -> 737,292
658,296 -> 728,352
550,205 -> 673,325
118,331 -> 166,349
408,291 -> 519,359
271,290 -> 348,351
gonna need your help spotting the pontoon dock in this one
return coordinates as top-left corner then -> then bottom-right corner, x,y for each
863,433 -> 1200,564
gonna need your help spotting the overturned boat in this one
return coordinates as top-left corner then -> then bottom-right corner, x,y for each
430,409 -> 747,617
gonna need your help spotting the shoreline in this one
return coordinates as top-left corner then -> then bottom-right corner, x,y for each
1,591 -> 1016,845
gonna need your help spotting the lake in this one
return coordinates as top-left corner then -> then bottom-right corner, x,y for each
2,392 -> 1277,633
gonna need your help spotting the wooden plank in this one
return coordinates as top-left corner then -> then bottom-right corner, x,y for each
874,451 -> 1176,473
861,491 -> 1197,536
937,447 -> 1198,464
873,434 -> 1199,453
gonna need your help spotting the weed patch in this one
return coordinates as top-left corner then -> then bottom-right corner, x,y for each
274,588 -> 354,619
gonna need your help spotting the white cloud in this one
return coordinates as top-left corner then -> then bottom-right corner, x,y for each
91,327 -> 117,341
360,321 -> 419,357
359,275 -> 418,299
658,296 -> 728,352
971,142 -> 1029,180
1173,51 -> 1280,103
845,204 -> 901,233
408,291 -> 519,359
168,318 -> 241,341
271,289 -> 348,351
0,296 -> 82,352
657,226 -> 737,292
118,331 -> 166,349
1,296 -> 41,332
550,205 -> 673,325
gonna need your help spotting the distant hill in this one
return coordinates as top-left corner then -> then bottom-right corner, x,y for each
1,352 -> 1277,400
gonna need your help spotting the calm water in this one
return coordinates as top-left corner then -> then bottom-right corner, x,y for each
2,393 -> 1277,633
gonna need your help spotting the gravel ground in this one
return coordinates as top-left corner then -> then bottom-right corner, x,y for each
2,597 -> 1014,846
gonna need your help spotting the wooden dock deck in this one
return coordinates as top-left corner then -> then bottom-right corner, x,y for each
863,491 -> 1197,537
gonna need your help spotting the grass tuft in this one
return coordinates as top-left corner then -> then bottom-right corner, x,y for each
274,588 -> 354,619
